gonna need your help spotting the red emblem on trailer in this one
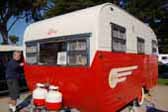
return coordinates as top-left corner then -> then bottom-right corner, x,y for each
48,28 -> 57,35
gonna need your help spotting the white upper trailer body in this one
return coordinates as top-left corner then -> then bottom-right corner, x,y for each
24,3 -> 157,65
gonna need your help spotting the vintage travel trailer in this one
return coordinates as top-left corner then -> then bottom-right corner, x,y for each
23,3 -> 158,112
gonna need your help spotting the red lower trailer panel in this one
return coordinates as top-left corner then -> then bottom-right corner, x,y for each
24,51 -> 158,112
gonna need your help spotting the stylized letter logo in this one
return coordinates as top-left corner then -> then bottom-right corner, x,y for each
108,65 -> 138,88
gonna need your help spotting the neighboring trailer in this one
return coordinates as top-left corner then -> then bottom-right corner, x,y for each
0,45 -> 27,94
23,3 -> 158,112
158,54 -> 168,64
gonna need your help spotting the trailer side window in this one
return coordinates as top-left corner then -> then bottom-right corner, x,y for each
67,40 -> 87,66
137,37 -> 145,54
111,23 -> 126,52
26,43 -> 38,64
38,39 -> 88,66
26,35 -> 89,66
152,40 -> 157,54
39,42 -> 67,65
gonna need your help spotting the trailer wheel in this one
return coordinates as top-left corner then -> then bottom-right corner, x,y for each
137,88 -> 145,106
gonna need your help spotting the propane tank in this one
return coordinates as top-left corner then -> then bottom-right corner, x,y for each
32,83 -> 47,106
45,85 -> 62,111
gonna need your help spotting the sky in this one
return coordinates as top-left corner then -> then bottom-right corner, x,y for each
0,18 -> 29,45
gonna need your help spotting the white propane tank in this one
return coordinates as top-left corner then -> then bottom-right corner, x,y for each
32,83 -> 47,106
46,85 -> 62,111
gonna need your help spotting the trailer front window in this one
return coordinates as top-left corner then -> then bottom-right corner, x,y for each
26,35 -> 89,66
39,42 -> 66,65
67,40 -> 87,66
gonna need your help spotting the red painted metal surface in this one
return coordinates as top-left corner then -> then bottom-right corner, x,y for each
24,51 -> 158,112
33,99 -> 45,106
46,102 -> 62,110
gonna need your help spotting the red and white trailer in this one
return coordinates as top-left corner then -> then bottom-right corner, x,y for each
23,3 -> 158,112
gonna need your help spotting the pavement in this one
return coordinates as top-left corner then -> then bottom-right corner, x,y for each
0,92 -> 30,112
0,85 -> 168,112
121,85 -> 168,112
149,85 -> 168,110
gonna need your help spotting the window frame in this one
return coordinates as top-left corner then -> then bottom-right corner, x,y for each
111,23 -> 126,53
66,39 -> 88,66
152,40 -> 157,54
26,42 -> 39,64
137,37 -> 145,54
39,41 -> 67,65
25,33 -> 90,67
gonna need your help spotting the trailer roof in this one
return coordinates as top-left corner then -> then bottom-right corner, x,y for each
24,3 -> 105,41
24,3 -> 154,42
